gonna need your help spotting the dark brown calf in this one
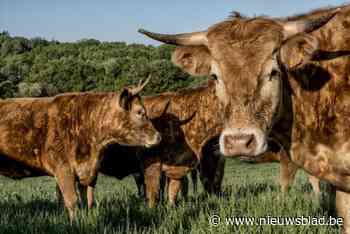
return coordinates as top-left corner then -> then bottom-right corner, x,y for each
141,80 -> 222,206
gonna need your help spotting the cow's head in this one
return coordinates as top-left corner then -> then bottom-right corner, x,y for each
151,100 -> 196,144
115,77 -> 161,148
139,9 -> 339,156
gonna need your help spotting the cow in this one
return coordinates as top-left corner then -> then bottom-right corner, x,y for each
0,79 -> 161,221
138,4 -> 350,232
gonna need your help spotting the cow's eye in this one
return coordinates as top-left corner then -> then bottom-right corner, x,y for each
271,69 -> 279,76
137,110 -> 144,117
269,69 -> 280,80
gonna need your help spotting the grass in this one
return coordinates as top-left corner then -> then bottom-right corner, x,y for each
0,159 -> 340,234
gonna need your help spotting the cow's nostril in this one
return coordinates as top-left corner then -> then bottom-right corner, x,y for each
156,133 -> 162,143
223,133 -> 257,153
224,135 -> 234,146
245,134 -> 255,149
221,129 -> 265,156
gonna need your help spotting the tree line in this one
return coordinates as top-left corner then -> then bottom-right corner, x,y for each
0,31 -> 206,99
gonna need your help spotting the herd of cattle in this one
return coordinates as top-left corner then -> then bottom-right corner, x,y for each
2,3 -> 350,233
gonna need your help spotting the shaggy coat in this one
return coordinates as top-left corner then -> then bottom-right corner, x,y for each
0,88 -> 160,220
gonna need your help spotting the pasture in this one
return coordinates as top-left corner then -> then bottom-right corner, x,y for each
0,159 -> 340,234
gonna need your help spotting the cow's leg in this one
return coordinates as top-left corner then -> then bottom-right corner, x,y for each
86,177 -> 97,209
77,183 -> 87,208
144,157 -> 161,208
77,184 -> 93,209
77,183 -> 95,209
159,172 -> 166,202
213,156 -> 225,194
279,152 -> 298,193
180,176 -> 189,201
336,190 -> 350,234
133,172 -> 145,198
199,159 -> 213,194
190,169 -> 198,194
56,169 -> 78,222
87,186 -> 95,209
168,178 -> 182,205
199,151 -> 225,194
56,184 -> 64,206
78,184 -> 95,210
308,175 -> 321,196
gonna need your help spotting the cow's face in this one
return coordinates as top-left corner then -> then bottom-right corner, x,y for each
139,9 -> 339,157
114,80 -> 161,148
151,109 -> 196,145
171,21 -> 284,157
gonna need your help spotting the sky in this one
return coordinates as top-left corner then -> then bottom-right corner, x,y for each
0,0 -> 348,45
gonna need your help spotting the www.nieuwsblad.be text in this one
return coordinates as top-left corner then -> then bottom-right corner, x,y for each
209,215 -> 343,226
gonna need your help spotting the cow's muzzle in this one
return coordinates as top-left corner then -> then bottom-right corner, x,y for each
145,132 -> 162,148
219,128 -> 267,157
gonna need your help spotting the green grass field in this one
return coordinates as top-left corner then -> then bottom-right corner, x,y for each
0,159 -> 340,234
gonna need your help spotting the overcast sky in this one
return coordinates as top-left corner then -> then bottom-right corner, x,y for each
0,0 -> 347,45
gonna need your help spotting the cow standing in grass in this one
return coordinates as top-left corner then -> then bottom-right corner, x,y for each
139,4 -> 350,233
0,79 -> 161,221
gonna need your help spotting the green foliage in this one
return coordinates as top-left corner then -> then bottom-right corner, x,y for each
0,32 -> 201,99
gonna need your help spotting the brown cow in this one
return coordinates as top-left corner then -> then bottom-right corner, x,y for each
0,79 -> 161,221
139,4 -> 350,232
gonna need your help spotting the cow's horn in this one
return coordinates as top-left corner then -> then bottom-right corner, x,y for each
130,75 -> 151,96
179,111 -> 196,126
283,8 -> 340,39
138,29 -> 208,46
160,100 -> 171,117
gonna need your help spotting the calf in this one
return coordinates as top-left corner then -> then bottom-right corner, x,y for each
0,79 -> 160,221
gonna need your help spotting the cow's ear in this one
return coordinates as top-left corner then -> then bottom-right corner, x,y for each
119,88 -> 133,111
280,33 -> 319,70
171,45 -> 212,76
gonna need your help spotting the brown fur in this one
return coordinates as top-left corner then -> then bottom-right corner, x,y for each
0,89 -> 160,221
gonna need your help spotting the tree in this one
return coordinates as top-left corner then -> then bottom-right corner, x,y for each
0,32 -> 208,98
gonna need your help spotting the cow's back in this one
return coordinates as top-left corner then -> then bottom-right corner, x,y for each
0,98 -> 52,170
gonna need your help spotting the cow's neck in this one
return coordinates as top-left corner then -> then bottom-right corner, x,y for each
70,94 -> 119,158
